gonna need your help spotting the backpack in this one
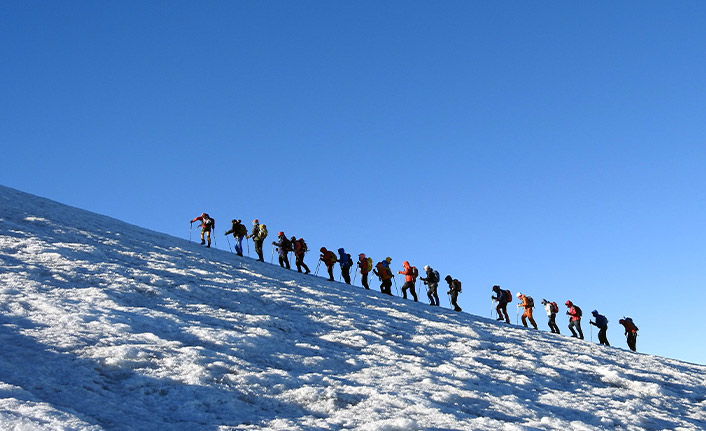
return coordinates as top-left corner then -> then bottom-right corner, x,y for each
550,302 -> 559,313
456,280 -> 462,292
366,257 -> 373,272
504,289 -> 512,302
573,305 -> 582,317
281,237 -> 292,252
526,296 -> 534,308
432,270 -> 440,283
259,225 -> 268,239
411,266 -> 418,280
625,317 -> 639,331
237,223 -> 247,236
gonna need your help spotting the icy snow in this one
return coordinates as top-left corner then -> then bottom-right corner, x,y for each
1,184 -> 705,431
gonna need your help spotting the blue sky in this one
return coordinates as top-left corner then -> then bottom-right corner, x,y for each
2,2 -> 705,365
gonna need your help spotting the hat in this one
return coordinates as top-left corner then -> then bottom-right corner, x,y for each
278,231 -> 284,236
253,219 -> 259,224
423,265 -> 430,271
385,257 -> 392,263
516,292 -> 522,298
403,261 -> 409,267
565,300 -> 573,306
320,247 -> 327,252
359,253 -> 366,258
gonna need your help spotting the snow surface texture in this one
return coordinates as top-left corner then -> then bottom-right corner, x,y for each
1,185 -> 705,431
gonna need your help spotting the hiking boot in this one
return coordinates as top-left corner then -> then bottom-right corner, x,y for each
200,240 -> 206,245
496,317 -> 504,321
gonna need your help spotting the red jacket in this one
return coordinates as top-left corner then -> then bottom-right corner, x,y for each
320,250 -> 337,267
191,214 -> 214,231
397,262 -> 418,283
568,306 -> 581,322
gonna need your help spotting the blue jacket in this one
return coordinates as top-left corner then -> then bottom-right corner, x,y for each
592,312 -> 608,329
338,248 -> 353,268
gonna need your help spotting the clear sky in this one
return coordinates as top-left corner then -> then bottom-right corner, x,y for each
2,1 -> 705,365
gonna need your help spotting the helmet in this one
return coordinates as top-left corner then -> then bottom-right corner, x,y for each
516,292 -> 522,298
423,265 -> 430,271
565,300 -> 573,306
253,219 -> 259,224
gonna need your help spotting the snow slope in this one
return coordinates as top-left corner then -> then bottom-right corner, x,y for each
1,184 -> 704,431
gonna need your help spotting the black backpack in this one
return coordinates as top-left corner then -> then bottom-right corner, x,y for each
574,305 -> 582,317
282,237 -> 292,251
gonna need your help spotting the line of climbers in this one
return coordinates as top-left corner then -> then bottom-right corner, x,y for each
491,286 -> 639,351
191,213 -> 639,352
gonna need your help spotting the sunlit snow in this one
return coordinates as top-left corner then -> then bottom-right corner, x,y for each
1,185 -> 704,431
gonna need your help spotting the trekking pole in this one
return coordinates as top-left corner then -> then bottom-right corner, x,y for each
516,306 -> 520,325
491,299 -> 495,319
353,268 -> 358,285
315,260 -> 321,276
392,275 -> 399,295
270,245 -> 275,263
189,223 -> 192,243
590,325 -> 593,342
225,235 -> 233,253
247,238 -> 250,257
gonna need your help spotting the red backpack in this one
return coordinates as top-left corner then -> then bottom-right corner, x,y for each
504,290 -> 512,302
550,302 -> 559,313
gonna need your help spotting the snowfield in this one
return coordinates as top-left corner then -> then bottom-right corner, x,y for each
1,185 -> 705,431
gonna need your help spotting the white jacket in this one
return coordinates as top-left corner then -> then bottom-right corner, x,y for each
544,302 -> 555,317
